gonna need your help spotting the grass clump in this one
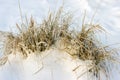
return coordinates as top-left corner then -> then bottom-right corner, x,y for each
0,7 -> 120,80
63,24 -> 120,80
0,7 -> 72,62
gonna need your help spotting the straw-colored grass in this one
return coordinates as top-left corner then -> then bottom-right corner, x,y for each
0,7 -> 120,80
61,24 -> 120,79
0,7 -> 72,60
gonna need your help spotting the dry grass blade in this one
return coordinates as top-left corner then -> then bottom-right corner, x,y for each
0,56 -> 8,66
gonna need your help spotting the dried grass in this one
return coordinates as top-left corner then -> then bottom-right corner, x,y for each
0,7 -> 120,80
0,7 -> 72,60
62,24 -> 120,80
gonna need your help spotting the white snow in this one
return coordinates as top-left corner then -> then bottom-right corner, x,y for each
0,48 -> 93,80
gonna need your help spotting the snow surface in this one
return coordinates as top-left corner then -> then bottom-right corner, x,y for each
0,48 -> 93,80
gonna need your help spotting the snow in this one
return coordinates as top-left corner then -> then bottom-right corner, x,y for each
0,49 -> 87,80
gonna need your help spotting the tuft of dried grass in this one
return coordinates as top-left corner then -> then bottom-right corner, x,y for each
61,24 -> 120,80
0,7 -> 72,62
0,7 -> 120,80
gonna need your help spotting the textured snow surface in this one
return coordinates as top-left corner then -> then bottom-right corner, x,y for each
0,49 -> 92,80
